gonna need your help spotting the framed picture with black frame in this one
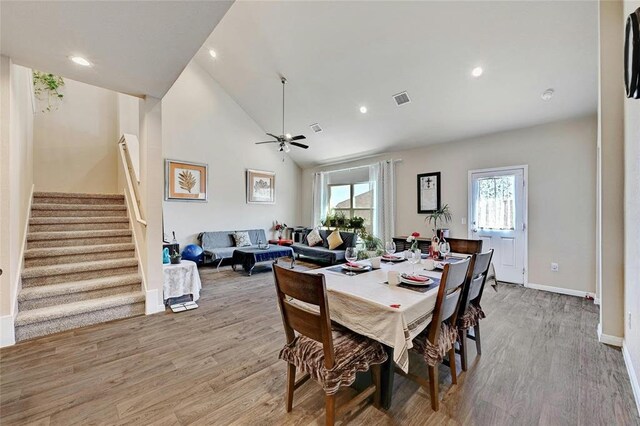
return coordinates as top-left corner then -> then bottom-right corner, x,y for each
417,172 -> 441,214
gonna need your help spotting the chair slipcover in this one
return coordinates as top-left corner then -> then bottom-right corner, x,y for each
411,323 -> 458,367
279,326 -> 388,395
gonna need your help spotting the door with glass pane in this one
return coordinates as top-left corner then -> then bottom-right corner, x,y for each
469,167 -> 526,284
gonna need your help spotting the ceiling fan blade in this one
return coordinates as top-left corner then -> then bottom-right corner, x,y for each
290,141 -> 309,149
266,132 -> 280,140
255,141 -> 279,145
290,135 -> 306,141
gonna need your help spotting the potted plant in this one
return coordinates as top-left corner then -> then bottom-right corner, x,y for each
33,71 -> 65,113
425,204 -> 452,238
362,233 -> 383,257
335,211 -> 347,228
348,216 -> 365,230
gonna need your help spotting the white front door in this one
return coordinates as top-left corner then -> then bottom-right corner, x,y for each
468,167 -> 527,284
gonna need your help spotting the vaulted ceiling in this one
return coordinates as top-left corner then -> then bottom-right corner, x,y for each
1,1 -> 233,98
194,1 -> 598,168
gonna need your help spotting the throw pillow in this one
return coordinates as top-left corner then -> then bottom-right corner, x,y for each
306,228 -> 323,247
233,231 -> 252,247
327,230 -> 344,250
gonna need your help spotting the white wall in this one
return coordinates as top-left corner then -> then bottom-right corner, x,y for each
302,115 -> 597,294
162,61 -> 302,249
33,77 -> 119,194
623,0 -> 640,412
0,57 -> 35,346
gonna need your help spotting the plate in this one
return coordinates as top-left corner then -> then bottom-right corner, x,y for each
434,262 -> 446,270
400,274 -> 434,286
382,255 -> 405,262
341,264 -> 370,272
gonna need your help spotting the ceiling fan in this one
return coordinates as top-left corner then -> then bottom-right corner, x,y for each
255,77 -> 308,152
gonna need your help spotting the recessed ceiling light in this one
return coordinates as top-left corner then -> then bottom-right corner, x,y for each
471,66 -> 483,78
541,88 -> 555,101
360,106 -> 368,114
209,49 -> 217,59
70,56 -> 91,67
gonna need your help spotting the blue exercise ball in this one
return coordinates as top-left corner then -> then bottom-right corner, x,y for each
181,244 -> 204,264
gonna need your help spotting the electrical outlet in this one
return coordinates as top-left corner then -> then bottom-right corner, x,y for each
461,217 -> 466,225
551,262 -> 559,272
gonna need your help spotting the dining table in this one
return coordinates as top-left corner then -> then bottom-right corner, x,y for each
304,253 -> 470,409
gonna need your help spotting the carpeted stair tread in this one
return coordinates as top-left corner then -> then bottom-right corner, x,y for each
29,216 -> 129,225
22,258 -> 138,279
18,274 -> 141,301
27,229 -> 131,241
15,292 -> 145,326
24,243 -> 135,259
31,203 -> 126,211
34,191 -> 124,200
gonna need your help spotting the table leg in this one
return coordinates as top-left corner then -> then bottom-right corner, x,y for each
290,254 -> 295,269
352,344 -> 394,410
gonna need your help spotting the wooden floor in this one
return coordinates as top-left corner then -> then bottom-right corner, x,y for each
1,260 -> 638,425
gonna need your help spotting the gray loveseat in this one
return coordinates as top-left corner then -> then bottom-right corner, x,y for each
291,229 -> 357,265
198,229 -> 268,269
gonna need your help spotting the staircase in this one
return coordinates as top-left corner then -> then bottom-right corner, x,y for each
15,192 -> 145,342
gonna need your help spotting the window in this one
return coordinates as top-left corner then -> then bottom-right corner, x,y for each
476,175 -> 515,230
328,182 -> 374,233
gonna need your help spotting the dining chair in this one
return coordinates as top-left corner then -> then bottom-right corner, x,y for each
456,250 -> 494,371
397,257 -> 471,411
446,238 -> 483,254
272,264 -> 388,426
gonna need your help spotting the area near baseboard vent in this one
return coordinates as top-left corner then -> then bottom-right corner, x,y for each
525,282 -> 596,300
597,323 -> 623,347
623,343 -> 640,417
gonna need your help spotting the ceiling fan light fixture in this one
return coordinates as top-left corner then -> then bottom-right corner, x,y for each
285,133 -> 292,140
283,143 -> 291,153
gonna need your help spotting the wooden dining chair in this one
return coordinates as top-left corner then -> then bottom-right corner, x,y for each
273,264 -> 388,425
456,249 -> 494,371
446,238 -> 483,255
397,258 -> 471,411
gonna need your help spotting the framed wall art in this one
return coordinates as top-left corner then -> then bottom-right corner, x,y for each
165,159 -> 208,202
417,172 -> 441,214
246,169 -> 275,204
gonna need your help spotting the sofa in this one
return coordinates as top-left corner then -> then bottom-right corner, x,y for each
198,229 -> 268,269
291,229 -> 357,265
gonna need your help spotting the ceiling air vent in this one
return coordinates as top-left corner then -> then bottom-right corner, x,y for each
310,123 -> 323,133
393,91 -> 411,106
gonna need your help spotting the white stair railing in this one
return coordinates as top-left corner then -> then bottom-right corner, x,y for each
118,134 -> 146,227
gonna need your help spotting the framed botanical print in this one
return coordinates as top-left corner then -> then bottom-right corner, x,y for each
246,169 -> 275,204
165,159 -> 208,202
417,172 -> 441,213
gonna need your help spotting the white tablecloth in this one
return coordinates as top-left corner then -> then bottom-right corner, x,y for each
307,259 -> 445,373
162,260 -> 202,302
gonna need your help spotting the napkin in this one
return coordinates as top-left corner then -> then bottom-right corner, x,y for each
403,274 -> 428,282
346,262 -> 362,268
382,254 -> 401,259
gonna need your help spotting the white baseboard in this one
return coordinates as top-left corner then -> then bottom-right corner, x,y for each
0,314 -> 16,347
623,342 -> 640,417
525,282 -> 596,300
594,297 -> 601,305
145,289 -> 164,315
597,323 -> 623,347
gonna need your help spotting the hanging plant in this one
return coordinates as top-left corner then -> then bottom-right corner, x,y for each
33,71 -> 65,112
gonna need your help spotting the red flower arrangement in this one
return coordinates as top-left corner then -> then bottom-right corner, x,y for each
274,221 -> 287,239
406,232 -> 420,251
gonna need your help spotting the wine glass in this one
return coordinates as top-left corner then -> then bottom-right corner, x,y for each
408,249 -> 421,274
345,247 -> 358,276
440,241 -> 451,258
384,241 -> 396,257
